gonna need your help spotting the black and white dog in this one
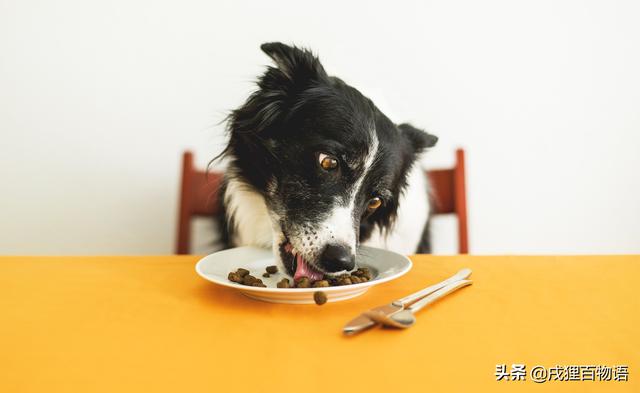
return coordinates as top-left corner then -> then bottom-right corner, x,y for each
217,42 -> 437,281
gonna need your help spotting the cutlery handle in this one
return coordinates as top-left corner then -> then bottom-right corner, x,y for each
406,279 -> 472,313
395,268 -> 472,306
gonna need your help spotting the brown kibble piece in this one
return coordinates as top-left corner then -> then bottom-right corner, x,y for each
277,278 -> 291,288
350,276 -> 361,284
295,277 -> 311,288
337,277 -> 352,286
252,282 -> 267,287
266,265 -> 278,274
262,273 -> 270,278
236,268 -> 250,277
228,272 -> 243,283
312,280 -> 330,288
351,268 -> 372,280
314,291 -> 327,305
242,275 -> 258,286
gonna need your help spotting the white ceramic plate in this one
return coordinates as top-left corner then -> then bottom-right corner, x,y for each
195,245 -> 412,304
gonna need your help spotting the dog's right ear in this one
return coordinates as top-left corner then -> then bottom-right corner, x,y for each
398,123 -> 438,154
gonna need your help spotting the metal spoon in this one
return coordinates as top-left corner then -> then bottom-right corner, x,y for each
364,279 -> 472,328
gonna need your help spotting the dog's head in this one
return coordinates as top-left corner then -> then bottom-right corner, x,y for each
224,42 -> 437,280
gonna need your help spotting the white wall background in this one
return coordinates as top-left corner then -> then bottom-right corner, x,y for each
1,0 -> 639,255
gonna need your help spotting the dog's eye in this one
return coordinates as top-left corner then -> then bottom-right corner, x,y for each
367,197 -> 382,212
318,153 -> 338,171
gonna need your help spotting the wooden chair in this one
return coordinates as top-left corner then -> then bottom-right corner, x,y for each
175,152 -> 224,254
427,149 -> 469,253
176,149 -> 468,254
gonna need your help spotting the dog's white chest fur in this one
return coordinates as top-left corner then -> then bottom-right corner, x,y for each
225,163 -> 430,255
224,177 -> 274,248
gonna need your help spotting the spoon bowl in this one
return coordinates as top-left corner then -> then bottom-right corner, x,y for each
364,279 -> 472,329
364,309 -> 416,328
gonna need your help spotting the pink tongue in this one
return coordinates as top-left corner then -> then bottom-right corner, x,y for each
294,254 -> 324,281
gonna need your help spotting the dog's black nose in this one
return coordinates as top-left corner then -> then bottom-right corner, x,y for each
320,244 -> 355,272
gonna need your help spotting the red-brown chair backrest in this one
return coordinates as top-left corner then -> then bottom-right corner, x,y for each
427,149 -> 469,253
176,149 -> 468,254
175,152 -> 223,254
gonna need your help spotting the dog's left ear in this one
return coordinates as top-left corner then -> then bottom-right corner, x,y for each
260,42 -> 328,84
398,123 -> 438,153
228,43 -> 329,140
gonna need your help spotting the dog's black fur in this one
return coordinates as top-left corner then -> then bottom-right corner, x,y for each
216,43 -> 436,277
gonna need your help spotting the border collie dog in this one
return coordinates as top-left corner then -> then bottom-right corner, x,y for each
218,42 -> 437,281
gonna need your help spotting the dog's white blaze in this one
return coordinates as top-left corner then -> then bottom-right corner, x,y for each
317,131 -> 380,253
347,132 -> 379,209
224,176 -> 273,248
314,205 -> 357,253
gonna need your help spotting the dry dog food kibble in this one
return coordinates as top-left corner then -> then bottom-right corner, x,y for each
228,267 -> 374,290
236,268 -> 250,277
314,291 -> 327,305
227,272 -> 243,283
312,280 -> 330,288
242,274 -> 258,286
295,277 -> 311,288
266,265 -> 278,274
353,267 -> 372,280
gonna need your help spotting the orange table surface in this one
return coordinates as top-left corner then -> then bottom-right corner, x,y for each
1,255 -> 638,393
